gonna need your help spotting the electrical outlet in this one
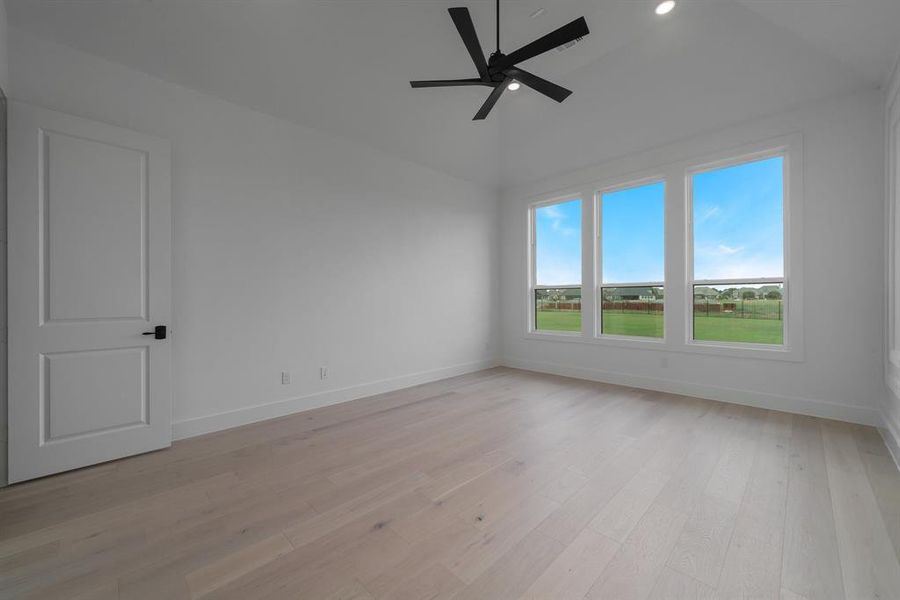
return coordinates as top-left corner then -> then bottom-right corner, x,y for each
320,366 -> 328,380
281,371 -> 291,385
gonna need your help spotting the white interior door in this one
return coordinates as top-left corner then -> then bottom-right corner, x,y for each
8,103 -> 172,483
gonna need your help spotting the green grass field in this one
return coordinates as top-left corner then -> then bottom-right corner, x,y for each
536,310 -> 783,345
535,310 -> 581,332
602,312 -> 664,338
693,315 -> 783,345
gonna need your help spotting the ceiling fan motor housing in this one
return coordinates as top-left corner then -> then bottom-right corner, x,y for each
488,52 -> 508,82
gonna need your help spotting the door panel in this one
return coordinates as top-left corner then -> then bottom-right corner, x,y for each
43,347 -> 147,441
8,103 -> 172,483
45,130 -> 148,322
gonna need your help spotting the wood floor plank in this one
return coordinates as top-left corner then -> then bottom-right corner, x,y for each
589,466 -> 671,543
585,501 -> 689,600
703,405 -> 764,505
648,567 -> 715,600
439,493 -> 560,584
66,580 -> 120,600
377,563 -> 463,600
715,521 -> 782,600
713,410 -> 791,599
519,527 -> 619,600
0,368 -> 897,600
449,529 -> 564,600
282,473 -> 430,548
655,404 -> 742,516
184,532 -> 294,598
534,409 -> 687,548
322,579 -> 375,600
822,420 -> 900,600
781,416 -> 845,600
666,493 -> 739,587
537,466 -> 590,504
366,521 -> 474,599
857,443 -> 900,564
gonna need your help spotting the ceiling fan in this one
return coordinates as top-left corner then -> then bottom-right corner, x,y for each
410,0 -> 589,120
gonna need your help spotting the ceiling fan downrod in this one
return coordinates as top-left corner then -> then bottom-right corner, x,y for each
496,0 -> 500,54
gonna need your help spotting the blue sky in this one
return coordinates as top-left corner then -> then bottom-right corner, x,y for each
693,156 -> 783,280
535,199 -> 581,285
535,156 -> 784,285
602,182 -> 665,284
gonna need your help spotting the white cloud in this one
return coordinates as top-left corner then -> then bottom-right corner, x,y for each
537,263 -> 581,286
698,205 -> 721,223
540,204 -> 578,237
716,244 -> 743,255
694,251 -> 784,280
542,205 -> 564,220
711,256 -> 784,280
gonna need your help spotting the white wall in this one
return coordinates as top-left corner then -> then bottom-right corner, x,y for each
7,29 -> 499,441
883,57 -> 900,462
500,89 -> 887,426
0,0 -> 8,485
0,0 -> 8,91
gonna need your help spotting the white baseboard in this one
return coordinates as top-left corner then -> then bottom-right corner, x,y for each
882,365 -> 900,471
879,396 -> 900,471
881,417 -> 900,471
173,354 -> 883,443
500,356 -> 881,427
172,358 -> 499,440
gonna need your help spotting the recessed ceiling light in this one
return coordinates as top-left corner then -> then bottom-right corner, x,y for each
655,0 -> 675,16
507,81 -> 521,91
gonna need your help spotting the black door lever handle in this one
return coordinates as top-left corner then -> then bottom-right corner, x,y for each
142,325 -> 167,340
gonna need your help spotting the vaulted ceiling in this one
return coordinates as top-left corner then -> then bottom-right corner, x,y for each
8,0 -> 900,188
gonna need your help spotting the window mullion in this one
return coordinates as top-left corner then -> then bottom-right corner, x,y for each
664,164 -> 687,347
581,190 -> 596,339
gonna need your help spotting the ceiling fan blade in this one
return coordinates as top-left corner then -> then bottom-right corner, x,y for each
448,7 -> 491,81
491,16 -> 589,73
502,67 -> 572,103
410,78 -> 494,88
473,80 -> 509,120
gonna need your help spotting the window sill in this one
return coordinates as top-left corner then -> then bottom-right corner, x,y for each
523,331 -> 804,362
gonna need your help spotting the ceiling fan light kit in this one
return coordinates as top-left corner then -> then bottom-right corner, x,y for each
410,0 -> 590,120
655,1 -> 676,16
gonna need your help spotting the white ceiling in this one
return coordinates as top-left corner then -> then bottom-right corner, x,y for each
7,0 -> 900,189
498,0 -> 897,186
739,0 -> 900,85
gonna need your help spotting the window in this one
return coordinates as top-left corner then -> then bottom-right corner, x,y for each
599,181 -> 665,338
689,155 -> 785,346
532,198 -> 582,333
525,136 -> 800,359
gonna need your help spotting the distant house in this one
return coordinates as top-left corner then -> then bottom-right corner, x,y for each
605,287 -> 663,301
537,287 -> 582,311
539,288 -> 581,301
693,287 -> 719,299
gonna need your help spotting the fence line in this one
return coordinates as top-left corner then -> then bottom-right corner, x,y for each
535,293 -> 783,321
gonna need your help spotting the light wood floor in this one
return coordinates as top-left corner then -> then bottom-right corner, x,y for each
2,368 -> 900,600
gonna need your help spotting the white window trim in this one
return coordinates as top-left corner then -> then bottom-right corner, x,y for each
685,141 -> 802,360
885,72 -> 900,395
527,195 -> 585,337
524,133 -> 805,362
596,177 -> 667,342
